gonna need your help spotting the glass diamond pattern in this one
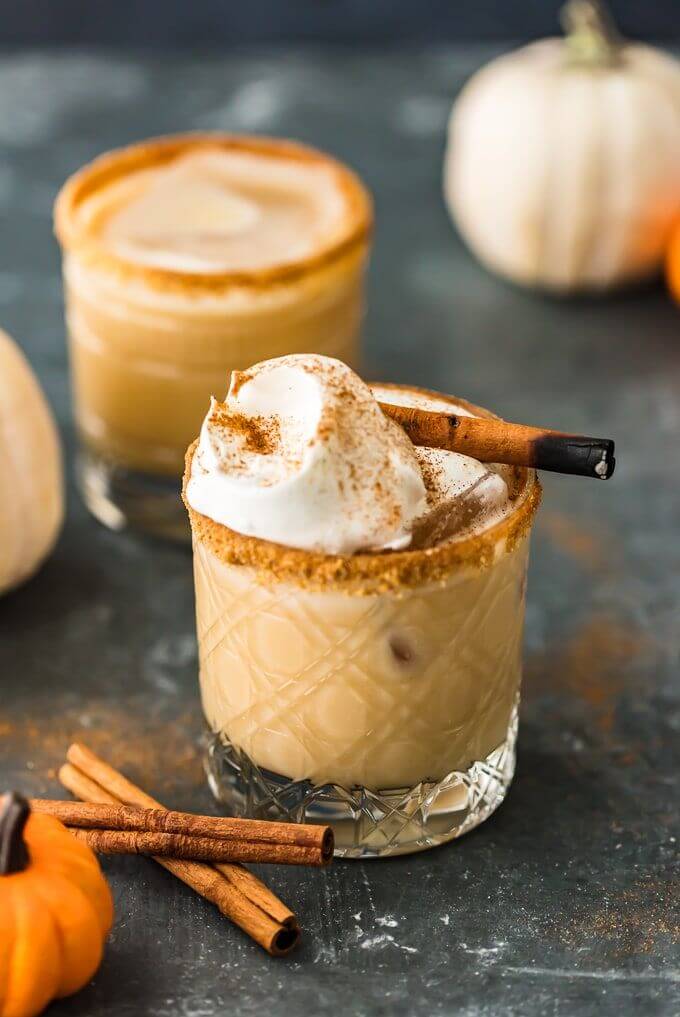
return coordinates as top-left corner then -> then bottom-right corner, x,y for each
206,698 -> 517,857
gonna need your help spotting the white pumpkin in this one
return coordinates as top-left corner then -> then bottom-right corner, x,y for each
0,329 -> 63,594
444,0 -> 680,292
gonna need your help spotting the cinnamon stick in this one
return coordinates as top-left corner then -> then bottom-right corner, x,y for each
30,799 -> 332,866
59,750 -> 300,956
66,826 -> 330,865
379,401 -> 616,480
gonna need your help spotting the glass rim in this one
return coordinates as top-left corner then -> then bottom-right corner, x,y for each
183,383 -> 542,595
54,132 -> 373,295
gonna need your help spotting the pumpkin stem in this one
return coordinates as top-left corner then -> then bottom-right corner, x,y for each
0,792 -> 30,875
561,0 -> 622,66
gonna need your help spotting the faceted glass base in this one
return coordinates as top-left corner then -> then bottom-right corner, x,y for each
205,699 -> 518,858
77,448 -> 189,542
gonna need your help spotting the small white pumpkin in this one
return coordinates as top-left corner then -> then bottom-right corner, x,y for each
444,0 -> 680,292
0,329 -> 63,595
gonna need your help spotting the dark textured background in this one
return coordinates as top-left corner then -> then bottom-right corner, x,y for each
0,0 -> 678,46
0,42 -> 678,1017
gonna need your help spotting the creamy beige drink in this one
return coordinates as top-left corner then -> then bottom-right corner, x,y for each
54,136 -> 372,537
184,356 -> 540,856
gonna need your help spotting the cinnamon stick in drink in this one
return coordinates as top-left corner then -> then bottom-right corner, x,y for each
30,798 -> 332,866
379,401 -> 616,480
59,749 -> 301,956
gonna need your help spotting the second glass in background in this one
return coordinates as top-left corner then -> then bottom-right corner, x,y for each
54,134 -> 373,539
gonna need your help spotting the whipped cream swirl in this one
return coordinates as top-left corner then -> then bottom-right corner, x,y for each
187,355 -> 511,554
187,355 -> 427,554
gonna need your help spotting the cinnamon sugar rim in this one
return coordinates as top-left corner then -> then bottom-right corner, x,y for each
183,384 -> 542,595
54,133 -> 373,294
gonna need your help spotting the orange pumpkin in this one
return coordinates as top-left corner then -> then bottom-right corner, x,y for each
666,221 -> 680,301
0,792 -> 114,1017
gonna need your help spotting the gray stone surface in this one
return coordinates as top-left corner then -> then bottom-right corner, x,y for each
0,47 -> 678,1017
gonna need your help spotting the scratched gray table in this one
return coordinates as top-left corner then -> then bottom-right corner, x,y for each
0,47 -> 678,1017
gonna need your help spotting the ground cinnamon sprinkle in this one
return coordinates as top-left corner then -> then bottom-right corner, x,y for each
538,510 -> 615,574
182,382 -> 542,596
526,615 -> 650,737
210,405 -> 280,455
558,875 -> 680,956
418,459 -> 438,504
0,701 -> 204,807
